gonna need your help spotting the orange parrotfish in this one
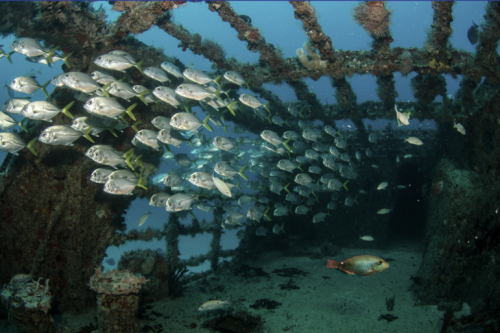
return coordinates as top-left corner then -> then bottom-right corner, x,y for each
327,255 -> 389,276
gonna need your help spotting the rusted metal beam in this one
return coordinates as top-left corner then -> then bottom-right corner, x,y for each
290,1 -> 336,64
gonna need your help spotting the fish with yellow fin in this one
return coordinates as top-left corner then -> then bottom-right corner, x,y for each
327,255 -> 389,276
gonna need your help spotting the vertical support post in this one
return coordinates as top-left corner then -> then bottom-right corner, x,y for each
209,209 -> 223,272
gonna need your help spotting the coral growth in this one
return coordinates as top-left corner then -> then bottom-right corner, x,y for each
296,43 -> 328,70
353,1 -> 392,38
89,266 -> 148,333
89,265 -> 148,295
1,277 -> 56,332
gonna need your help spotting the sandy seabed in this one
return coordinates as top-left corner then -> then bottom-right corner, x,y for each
1,245 -> 470,333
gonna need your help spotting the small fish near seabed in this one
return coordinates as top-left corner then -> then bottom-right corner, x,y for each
404,137 -> 423,146
360,235 -> 374,241
198,296 -> 232,311
453,119 -> 466,135
326,255 -> 389,276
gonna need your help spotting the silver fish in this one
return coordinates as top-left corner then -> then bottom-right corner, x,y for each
157,128 -> 190,147
313,212 -> 328,223
133,129 -> 160,151
94,53 -> 143,73
224,212 -> 246,225
0,111 -> 21,131
106,81 -> 142,102
166,193 -> 197,212
3,98 -> 31,115
223,71 -> 247,87
38,125 -> 86,146
11,38 -> 55,60
175,83 -> 215,101
405,137 -> 423,145
183,68 -> 219,86
104,178 -> 138,195
214,162 -> 248,180
295,205 -> 309,215
294,173 -> 314,186
149,192 -> 172,207
164,173 -> 183,187
277,159 -> 301,173
61,72 -> 103,94
90,168 -> 114,184
143,66 -> 170,83
83,97 -> 137,120
161,61 -> 184,80
170,112 -> 212,132
132,85 -> 156,104
188,172 -> 215,190
151,116 -> 173,130
213,136 -> 236,151
138,211 -> 152,226
239,94 -> 270,113
0,132 -> 36,155
152,86 -> 183,108
21,101 -> 74,122
302,128 -> 321,142
283,130 -> 300,140
91,71 -> 117,85
260,130 -> 283,146
10,76 -> 48,97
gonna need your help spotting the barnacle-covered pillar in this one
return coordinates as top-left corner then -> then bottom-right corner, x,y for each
89,266 -> 148,333
210,209 -> 223,272
1,277 -> 55,333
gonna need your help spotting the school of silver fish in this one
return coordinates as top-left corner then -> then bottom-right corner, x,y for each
1,38 -> 435,238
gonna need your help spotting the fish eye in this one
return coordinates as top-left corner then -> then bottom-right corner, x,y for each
379,261 -> 383,264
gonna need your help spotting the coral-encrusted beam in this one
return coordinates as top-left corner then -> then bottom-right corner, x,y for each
427,1 -> 454,56
474,1 -> 500,84
290,1 -> 336,64
207,1 -> 285,68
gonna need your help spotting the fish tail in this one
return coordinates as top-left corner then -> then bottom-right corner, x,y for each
183,100 -> 192,113
6,51 -> 13,64
214,75 -> 222,88
18,119 -> 28,133
40,80 -> 50,98
266,114 -> 272,124
283,139 -> 291,151
297,163 -> 303,172
236,179 -> 241,191
343,180 -> 349,191
135,154 -> 144,169
131,120 -> 142,132
202,115 -> 212,132
326,259 -> 340,269
62,101 -> 75,119
284,182 -> 290,194
124,148 -> 135,170
238,165 -> 248,181
226,101 -> 238,116
138,90 -> 148,105
213,88 -> 224,102
46,46 -> 58,65
126,103 -> 137,121
264,207 -> 272,221
27,137 -> 37,156
83,126 -> 95,143
135,59 -> 144,74
107,127 -> 118,137
62,51 -> 74,68
263,102 -> 271,114
338,131 -> 344,138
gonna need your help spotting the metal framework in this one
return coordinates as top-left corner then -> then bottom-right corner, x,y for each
0,1 -> 499,315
